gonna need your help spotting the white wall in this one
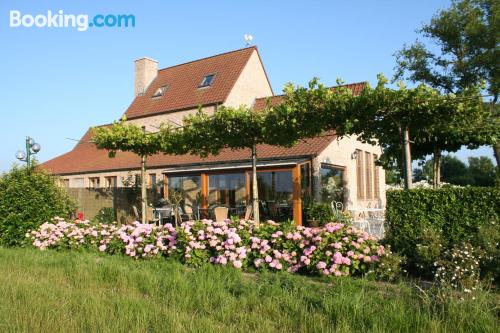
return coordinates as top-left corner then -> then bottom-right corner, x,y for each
313,135 -> 386,209
224,50 -> 273,108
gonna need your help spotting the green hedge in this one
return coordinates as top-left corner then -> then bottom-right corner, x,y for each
385,187 -> 500,274
0,166 -> 76,247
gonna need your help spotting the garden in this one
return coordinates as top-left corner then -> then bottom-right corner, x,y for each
0,165 -> 499,332
1,1 -> 500,330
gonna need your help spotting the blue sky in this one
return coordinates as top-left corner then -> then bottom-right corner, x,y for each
0,0 -> 494,172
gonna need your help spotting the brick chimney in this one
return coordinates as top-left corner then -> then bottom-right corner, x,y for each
134,57 -> 158,96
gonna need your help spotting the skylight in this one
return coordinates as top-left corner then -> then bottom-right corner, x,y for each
199,74 -> 215,88
152,85 -> 168,98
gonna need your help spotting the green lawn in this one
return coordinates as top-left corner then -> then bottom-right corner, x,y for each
0,248 -> 497,333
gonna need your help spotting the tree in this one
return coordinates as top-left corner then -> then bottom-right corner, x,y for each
0,165 -> 76,246
92,120 -> 165,223
467,156 -> 496,186
414,155 -> 496,186
394,0 -> 500,166
280,75 -> 491,189
161,106 -> 274,225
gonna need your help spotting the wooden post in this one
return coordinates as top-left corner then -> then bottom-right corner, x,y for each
292,164 -> 302,226
251,144 -> 260,225
403,127 -> 413,189
140,155 -> 147,223
163,175 -> 168,199
201,173 -> 208,209
433,144 -> 441,188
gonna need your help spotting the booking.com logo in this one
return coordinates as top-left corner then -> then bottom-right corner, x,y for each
9,10 -> 135,32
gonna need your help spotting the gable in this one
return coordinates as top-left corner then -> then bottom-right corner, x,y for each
124,47 -> 257,120
224,49 -> 273,108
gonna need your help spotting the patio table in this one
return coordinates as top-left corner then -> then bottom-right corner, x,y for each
347,207 -> 385,238
153,207 -> 173,225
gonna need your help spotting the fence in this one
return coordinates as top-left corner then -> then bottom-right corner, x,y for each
66,188 -> 160,223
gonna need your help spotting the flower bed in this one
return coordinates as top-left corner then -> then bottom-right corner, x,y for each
28,218 -> 386,277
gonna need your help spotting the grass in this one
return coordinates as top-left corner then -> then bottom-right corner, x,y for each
0,248 -> 498,333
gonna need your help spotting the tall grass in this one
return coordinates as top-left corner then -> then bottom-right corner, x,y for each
0,248 -> 497,333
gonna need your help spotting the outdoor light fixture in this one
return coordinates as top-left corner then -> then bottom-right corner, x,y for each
351,151 -> 358,160
16,136 -> 41,167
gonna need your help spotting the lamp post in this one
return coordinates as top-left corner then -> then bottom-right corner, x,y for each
16,136 -> 41,168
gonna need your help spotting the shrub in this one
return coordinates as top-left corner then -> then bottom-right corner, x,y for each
305,202 -> 335,226
92,207 -> 116,224
473,222 -> 499,283
385,187 -> 499,275
28,218 -> 390,278
415,228 -> 443,278
0,166 -> 76,246
434,242 -> 481,292
366,247 -> 406,282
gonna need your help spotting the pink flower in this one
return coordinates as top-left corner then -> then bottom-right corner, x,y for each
218,256 -> 228,265
333,252 -> 343,265
316,261 -> 327,269
233,260 -> 242,269
98,244 -> 107,252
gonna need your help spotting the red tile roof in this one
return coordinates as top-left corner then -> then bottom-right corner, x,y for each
252,82 -> 367,111
41,46 -> 364,176
124,47 -> 258,120
41,129 -> 336,175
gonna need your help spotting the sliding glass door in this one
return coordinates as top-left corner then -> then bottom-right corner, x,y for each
208,173 -> 246,214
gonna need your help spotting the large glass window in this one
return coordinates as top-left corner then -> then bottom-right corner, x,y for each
168,175 -> 201,208
320,164 -> 344,203
300,163 -> 311,199
252,170 -> 293,221
208,173 -> 246,209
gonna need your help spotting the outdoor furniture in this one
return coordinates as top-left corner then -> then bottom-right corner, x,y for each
331,201 -> 344,213
347,206 -> 385,238
132,205 -> 140,221
183,205 -> 195,221
243,204 -> 253,220
147,207 -> 158,225
214,206 -> 229,222
153,207 -> 173,226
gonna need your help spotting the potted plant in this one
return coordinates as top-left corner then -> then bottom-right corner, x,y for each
305,202 -> 335,227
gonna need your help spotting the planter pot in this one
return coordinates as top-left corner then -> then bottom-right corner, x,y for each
307,219 -> 319,227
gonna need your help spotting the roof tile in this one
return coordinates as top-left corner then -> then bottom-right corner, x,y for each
125,47 -> 257,119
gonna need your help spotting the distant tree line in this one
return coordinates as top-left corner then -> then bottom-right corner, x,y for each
413,155 -> 497,187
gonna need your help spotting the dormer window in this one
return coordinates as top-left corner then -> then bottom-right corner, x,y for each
199,74 -> 215,88
152,85 -> 168,98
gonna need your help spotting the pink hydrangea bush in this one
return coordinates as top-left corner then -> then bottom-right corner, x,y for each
175,219 -> 252,268
105,222 -> 177,259
28,217 -> 101,250
28,218 -> 387,277
301,223 -> 384,276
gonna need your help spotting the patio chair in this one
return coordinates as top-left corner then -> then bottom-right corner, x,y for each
132,205 -> 140,221
367,210 -> 385,238
214,206 -> 229,222
183,205 -> 195,221
353,219 -> 370,233
331,201 -> 344,213
146,207 -> 158,225
243,204 -> 253,221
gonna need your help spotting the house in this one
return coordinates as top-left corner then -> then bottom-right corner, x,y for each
41,47 -> 385,225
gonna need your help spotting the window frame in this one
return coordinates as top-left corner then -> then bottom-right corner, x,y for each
152,85 -> 168,98
198,74 -> 216,88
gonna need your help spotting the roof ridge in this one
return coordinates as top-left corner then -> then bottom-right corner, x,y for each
157,46 -> 257,72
